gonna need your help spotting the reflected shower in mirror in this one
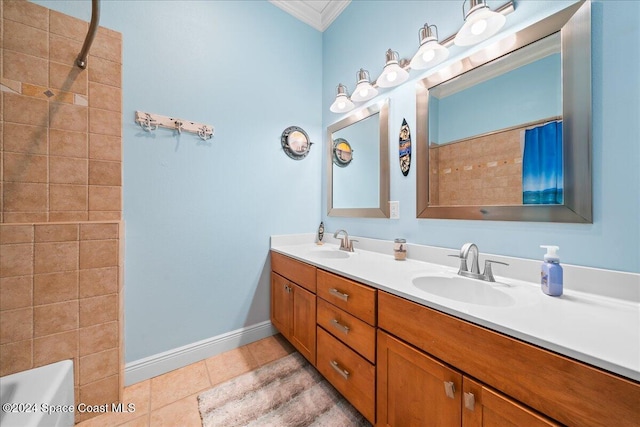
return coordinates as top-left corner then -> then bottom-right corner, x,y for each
417,0 -> 592,223
328,99 -> 390,218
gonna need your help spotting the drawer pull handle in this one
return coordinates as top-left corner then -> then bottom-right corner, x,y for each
330,360 -> 350,380
444,381 -> 456,399
464,392 -> 475,411
331,319 -> 350,334
329,288 -> 349,301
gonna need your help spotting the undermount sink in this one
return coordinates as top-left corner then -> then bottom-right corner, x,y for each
306,248 -> 351,259
412,273 -> 515,307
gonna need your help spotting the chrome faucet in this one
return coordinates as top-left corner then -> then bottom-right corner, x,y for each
450,243 -> 508,282
333,229 -> 356,252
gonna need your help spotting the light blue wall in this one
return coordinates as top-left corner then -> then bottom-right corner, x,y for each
323,0 -> 640,274
33,0 -> 323,362
432,53 -> 561,144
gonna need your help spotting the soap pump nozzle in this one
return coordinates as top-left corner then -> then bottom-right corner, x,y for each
540,245 -> 560,262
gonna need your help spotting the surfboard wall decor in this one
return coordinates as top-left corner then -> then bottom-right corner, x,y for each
399,118 -> 411,176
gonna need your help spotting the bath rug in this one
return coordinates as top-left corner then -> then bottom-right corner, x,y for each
198,352 -> 371,427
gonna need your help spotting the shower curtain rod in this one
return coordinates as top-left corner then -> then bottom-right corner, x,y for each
76,0 -> 100,69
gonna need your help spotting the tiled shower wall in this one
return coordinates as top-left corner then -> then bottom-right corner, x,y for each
0,1 -> 122,422
429,127 -> 523,206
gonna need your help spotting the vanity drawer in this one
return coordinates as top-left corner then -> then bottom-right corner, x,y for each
316,327 -> 375,424
271,251 -> 316,293
317,298 -> 376,363
317,270 -> 376,325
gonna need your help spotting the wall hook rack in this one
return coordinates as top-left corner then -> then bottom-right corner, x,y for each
135,111 -> 214,140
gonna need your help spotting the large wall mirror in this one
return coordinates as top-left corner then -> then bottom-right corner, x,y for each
417,1 -> 592,222
328,99 -> 390,217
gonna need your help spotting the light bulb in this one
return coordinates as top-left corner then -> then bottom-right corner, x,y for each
471,19 -> 488,35
337,100 -> 346,109
422,49 -> 436,63
386,71 -> 397,83
359,88 -> 369,97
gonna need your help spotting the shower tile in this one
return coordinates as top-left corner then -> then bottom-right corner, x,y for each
3,123 -> 48,155
78,321 -> 117,356
49,10 -> 87,42
2,212 -> 49,223
50,156 -> 88,185
49,102 -> 88,133
0,243 -> 34,278
87,56 -> 121,88
3,49 -> 49,87
89,211 -> 121,221
0,307 -> 33,344
35,224 -> 78,242
3,0 -> 49,31
3,92 -> 48,126
49,184 -> 87,212
89,160 -> 121,186
79,294 -> 117,327
0,276 -> 33,311
0,224 -> 34,244
34,241 -> 79,274
78,375 -> 119,422
3,20 -> 48,58
89,133 -> 121,161
80,223 -> 118,240
34,271 -> 78,305
89,82 -> 121,112
79,267 -> 118,298
50,128 -> 88,158
0,340 -> 34,377
79,239 -> 118,269
3,182 -> 48,212
49,33 -> 83,65
3,152 -> 48,183
33,300 -> 78,337
89,108 -> 121,136
21,83 -> 56,101
89,186 -> 121,212
49,212 -> 89,222
49,61 -> 87,95
91,29 -> 122,64
79,348 -> 118,385
33,330 -> 78,367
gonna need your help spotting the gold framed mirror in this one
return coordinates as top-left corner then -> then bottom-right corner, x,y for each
416,1 -> 591,223
327,99 -> 390,218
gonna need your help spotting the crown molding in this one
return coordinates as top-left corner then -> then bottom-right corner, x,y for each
269,0 -> 351,32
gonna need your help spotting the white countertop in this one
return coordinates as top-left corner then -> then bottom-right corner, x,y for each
271,235 -> 640,382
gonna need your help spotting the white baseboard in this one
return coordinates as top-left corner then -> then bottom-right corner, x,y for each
124,321 -> 278,386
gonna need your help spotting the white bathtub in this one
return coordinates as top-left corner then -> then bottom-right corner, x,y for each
0,360 -> 74,427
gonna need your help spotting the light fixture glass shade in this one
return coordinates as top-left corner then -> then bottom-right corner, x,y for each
454,0 -> 506,46
351,69 -> 379,102
410,24 -> 449,70
377,49 -> 409,88
330,84 -> 355,113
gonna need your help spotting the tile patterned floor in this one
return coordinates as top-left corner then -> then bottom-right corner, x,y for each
77,334 -> 295,426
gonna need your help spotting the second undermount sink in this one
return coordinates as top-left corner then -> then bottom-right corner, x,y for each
306,247 -> 352,259
412,273 -> 515,307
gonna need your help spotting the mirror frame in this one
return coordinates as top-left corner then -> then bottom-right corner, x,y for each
417,0 -> 592,223
327,99 -> 390,218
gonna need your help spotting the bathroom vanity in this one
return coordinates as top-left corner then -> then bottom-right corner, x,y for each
270,236 -> 640,427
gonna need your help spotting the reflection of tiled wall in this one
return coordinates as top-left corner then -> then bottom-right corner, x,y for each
1,1 -> 122,423
429,127 -> 523,206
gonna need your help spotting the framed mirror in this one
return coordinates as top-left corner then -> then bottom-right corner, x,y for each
416,0 -> 592,222
328,99 -> 390,217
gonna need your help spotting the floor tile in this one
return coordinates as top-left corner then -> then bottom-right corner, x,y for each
204,345 -> 259,386
150,361 -> 210,410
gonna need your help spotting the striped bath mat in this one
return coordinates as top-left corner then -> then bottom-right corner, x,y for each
197,352 -> 371,427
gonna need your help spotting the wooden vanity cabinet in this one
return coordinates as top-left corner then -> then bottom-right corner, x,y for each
270,252 -> 316,365
315,270 -> 377,424
378,291 -> 640,427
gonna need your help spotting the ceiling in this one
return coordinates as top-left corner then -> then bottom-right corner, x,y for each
268,0 -> 351,32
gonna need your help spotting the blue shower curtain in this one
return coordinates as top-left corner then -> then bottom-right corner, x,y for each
522,120 -> 563,204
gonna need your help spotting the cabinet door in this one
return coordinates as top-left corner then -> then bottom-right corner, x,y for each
463,377 -> 560,427
271,273 -> 292,338
291,283 -> 316,365
377,330 -> 462,427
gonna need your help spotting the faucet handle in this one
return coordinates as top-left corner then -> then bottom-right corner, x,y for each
348,239 -> 358,252
449,254 -> 468,273
483,260 -> 509,282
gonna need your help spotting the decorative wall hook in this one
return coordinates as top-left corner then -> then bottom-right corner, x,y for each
135,111 -> 214,141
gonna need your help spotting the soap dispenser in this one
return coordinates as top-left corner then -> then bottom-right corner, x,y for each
540,245 -> 563,296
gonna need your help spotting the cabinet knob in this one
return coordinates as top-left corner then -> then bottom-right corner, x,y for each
444,381 -> 456,399
464,392 -> 476,410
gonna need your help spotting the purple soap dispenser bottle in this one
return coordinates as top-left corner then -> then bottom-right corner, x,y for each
540,245 -> 563,296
